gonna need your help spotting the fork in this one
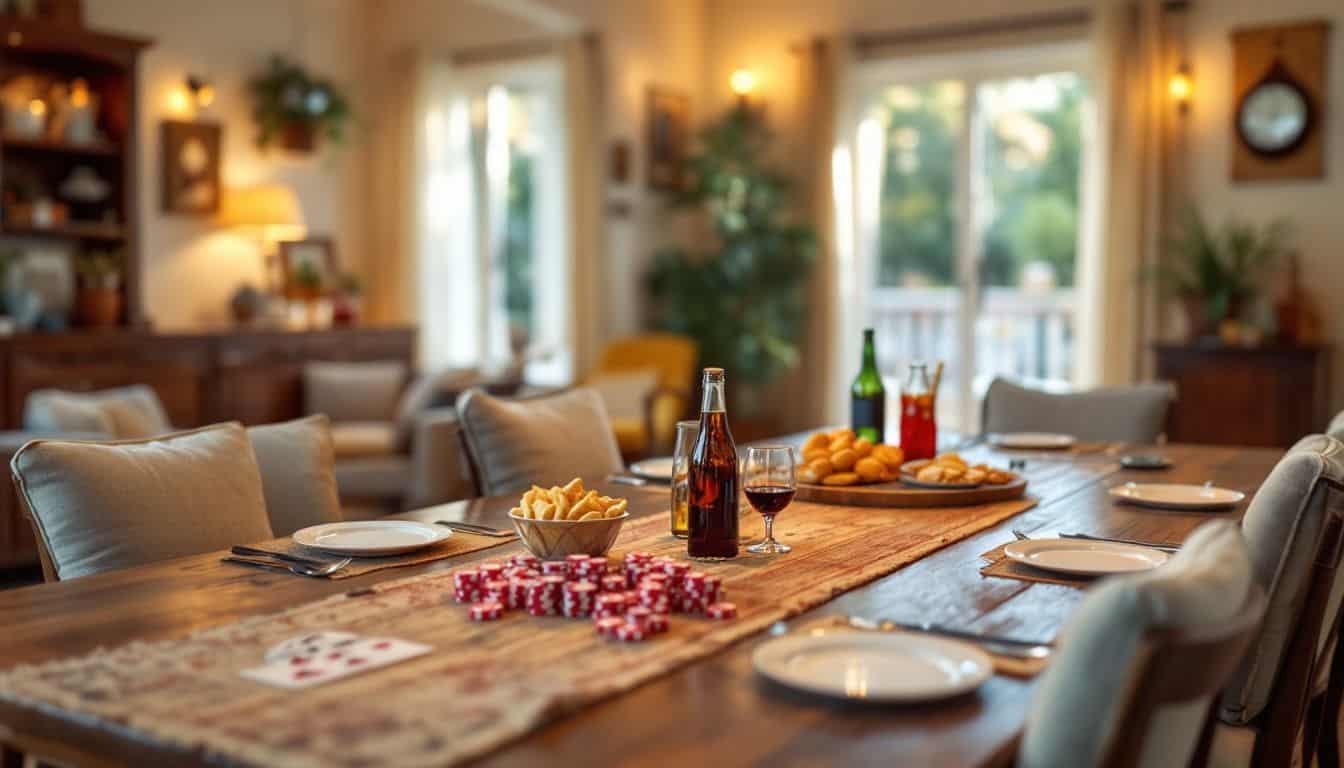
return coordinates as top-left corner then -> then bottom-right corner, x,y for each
223,555 -> 351,577
434,520 -> 515,538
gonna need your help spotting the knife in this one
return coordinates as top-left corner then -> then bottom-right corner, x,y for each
846,616 -> 1053,659
1059,532 -> 1180,552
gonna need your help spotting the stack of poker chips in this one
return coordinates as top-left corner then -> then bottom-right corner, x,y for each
450,551 -> 737,637
453,569 -> 483,604
526,575 -> 565,616
562,581 -> 598,618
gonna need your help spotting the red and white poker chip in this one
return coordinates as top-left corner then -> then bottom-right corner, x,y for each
470,601 -> 504,621
705,601 -> 737,620
594,616 -> 625,636
614,623 -> 649,642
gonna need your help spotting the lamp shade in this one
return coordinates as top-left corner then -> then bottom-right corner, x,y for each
220,184 -> 304,231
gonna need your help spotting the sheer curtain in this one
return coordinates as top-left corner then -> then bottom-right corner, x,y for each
409,37 -> 603,383
1078,0 -> 1165,386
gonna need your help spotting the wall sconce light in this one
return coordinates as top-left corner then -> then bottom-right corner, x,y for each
730,68 -> 757,105
186,75 -> 215,109
1168,64 -> 1192,114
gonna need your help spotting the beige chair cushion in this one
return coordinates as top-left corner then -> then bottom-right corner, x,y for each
982,377 -> 1174,443
304,361 -> 406,423
1221,434 -> 1344,724
334,455 -> 413,500
24,385 -> 172,439
330,422 -> 399,458
394,367 -> 480,450
586,368 -> 659,422
456,387 -> 623,496
1019,520 -> 1252,768
248,415 -> 342,537
12,423 -> 274,581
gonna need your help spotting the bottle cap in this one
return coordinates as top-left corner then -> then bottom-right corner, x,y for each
703,367 -> 725,376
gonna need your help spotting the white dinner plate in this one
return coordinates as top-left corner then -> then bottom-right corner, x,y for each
628,456 -> 675,482
1003,538 -> 1169,576
752,632 -> 992,703
987,432 -> 1077,450
292,521 -> 451,557
1108,482 -> 1245,510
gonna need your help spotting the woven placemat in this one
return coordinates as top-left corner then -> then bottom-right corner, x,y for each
236,529 -> 514,580
0,496 -> 1038,767
979,543 -> 1093,587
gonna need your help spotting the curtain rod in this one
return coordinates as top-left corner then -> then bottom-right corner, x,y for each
851,8 -> 1092,53
446,32 -> 598,67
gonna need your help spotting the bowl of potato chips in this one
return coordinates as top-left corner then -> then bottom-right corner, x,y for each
508,478 -> 630,560
900,453 -> 1016,489
797,427 -> 906,486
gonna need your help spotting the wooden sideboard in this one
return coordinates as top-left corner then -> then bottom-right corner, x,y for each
0,326 -> 416,569
1154,342 -> 1332,448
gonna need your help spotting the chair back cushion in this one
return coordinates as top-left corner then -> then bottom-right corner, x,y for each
586,368 -> 660,422
24,385 -> 172,439
12,423 -> 274,580
1327,410 -> 1344,442
981,378 -> 1173,443
591,333 -> 698,389
304,361 -> 407,423
1221,434 -> 1344,724
456,387 -> 623,495
248,415 -> 342,537
393,367 -> 481,450
1019,520 -> 1252,768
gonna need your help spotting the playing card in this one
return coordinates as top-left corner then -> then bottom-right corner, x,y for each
243,635 -> 432,689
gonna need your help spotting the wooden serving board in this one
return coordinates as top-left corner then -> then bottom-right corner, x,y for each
796,476 -> 1028,508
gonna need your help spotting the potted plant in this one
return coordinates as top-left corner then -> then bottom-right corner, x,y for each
286,261 -> 324,303
645,104 -> 816,424
247,56 -> 352,152
331,272 -> 362,326
75,250 -> 122,327
1149,207 -> 1292,340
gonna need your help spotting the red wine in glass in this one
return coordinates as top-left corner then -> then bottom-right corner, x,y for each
744,486 -> 796,518
744,445 -> 796,555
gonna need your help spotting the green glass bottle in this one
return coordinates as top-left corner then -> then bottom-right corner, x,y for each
850,328 -> 886,443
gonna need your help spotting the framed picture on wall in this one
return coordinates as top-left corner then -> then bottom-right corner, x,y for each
160,120 -> 222,215
646,86 -> 689,192
278,238 -> 337,300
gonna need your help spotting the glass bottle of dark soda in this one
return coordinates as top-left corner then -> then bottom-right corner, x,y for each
688,367 -> 739,560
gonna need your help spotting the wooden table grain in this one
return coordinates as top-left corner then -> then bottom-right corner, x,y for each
0,443 -> 1282,767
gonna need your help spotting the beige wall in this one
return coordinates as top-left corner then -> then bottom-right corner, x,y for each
85,0 -> 370,329
1183,0 -> 1344,409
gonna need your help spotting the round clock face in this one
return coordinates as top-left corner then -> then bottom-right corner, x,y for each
1238,81 -> 1310,155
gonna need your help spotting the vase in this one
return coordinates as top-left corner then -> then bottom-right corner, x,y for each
77,286 -> 122,327
280,122 -> 317,152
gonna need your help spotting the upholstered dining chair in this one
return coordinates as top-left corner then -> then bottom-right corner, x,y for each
12,417 -> 342,581
582,333 -> 698,459
1214,434 -> 1344,768
456,387 -> 624,496
1017,520 -> 1266,768
981,378 -> 1175,443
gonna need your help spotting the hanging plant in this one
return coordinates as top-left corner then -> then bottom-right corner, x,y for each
247,56 -> 352,152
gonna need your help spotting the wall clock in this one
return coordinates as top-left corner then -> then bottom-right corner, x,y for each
1230,20 -> 1330,181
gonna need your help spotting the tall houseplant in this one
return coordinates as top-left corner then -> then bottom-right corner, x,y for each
247,56 -> 352,152
1150,207 -> 1291,338
645,104 -> 816,415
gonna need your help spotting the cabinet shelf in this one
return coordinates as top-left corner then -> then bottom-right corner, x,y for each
0,221 -> 125,241
0,136 -> 122,158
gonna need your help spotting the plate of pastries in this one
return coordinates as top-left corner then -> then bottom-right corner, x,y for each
797,428 -> 906,486
899,453 -> 1017,490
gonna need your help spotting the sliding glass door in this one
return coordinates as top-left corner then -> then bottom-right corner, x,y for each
844,42 -> 1093,434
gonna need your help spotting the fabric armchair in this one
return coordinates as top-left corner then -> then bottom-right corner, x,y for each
583,333 -> 697,458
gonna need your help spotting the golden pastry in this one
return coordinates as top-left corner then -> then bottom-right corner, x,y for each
822,472 -> 860,486
830,448 -> 858,471
854,457 -> 885,482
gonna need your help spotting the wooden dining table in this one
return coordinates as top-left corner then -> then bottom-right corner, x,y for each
0,440 -> 1283,767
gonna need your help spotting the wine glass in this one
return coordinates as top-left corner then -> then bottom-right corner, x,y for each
744,445 -> 796,555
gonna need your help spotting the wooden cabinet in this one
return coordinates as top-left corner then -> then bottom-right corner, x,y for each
0,326 -> 415,571
1155,343 -> 1332,447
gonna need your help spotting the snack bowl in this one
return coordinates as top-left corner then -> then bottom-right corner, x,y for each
508,511 -> 630,561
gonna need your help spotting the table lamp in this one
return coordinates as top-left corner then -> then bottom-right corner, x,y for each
219,184 -> 304,291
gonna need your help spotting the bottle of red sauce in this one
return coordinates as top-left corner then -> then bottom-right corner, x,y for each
687,367 -> 739,560
900,362 -> 936,461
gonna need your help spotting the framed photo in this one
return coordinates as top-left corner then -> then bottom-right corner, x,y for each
160,120 -> 222,215
646,87 -> 690,192
278,238 -> 337,299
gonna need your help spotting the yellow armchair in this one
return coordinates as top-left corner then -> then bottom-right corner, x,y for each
583,334 -> 698,458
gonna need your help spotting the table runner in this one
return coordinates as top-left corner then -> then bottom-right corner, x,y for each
0,496 -> 1036,768
237,529 -> 514,580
